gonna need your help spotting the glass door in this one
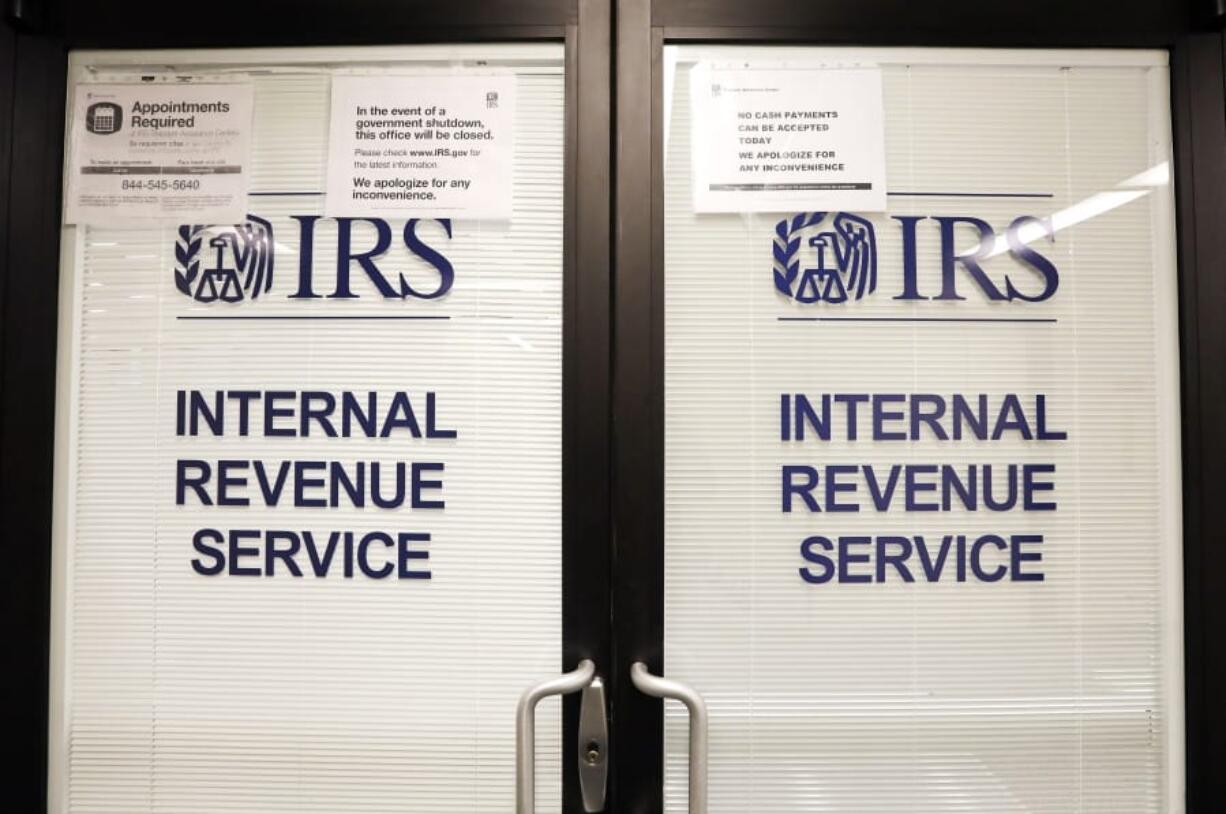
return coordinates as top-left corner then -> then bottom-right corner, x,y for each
655,45 -> 1183,812
47,41 -> 611,813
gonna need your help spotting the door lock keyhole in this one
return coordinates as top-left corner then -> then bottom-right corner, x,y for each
584,739 -> 602,765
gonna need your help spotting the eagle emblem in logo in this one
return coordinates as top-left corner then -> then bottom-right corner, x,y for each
773,212 -> 877,303
174,215 -> 274,303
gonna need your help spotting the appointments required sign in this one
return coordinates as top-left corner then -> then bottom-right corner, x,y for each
691,63 -> 888,213
66,81 -> 253,224
326,74 -> 515,220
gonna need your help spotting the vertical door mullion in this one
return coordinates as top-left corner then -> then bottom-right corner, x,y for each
563,1 -> 615,808
0,28 -> 67,814
611,0 -> 665,811
1172,31 -> 1226,814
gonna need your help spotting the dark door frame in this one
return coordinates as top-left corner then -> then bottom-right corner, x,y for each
6,0 -> 1226,811
0,1 -> 612,811
611,1 -> 1226,811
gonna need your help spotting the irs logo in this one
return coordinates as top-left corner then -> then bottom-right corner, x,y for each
773,212 -> 877,303
174,216 -> 274,303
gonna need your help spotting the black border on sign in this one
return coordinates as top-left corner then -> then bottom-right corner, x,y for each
0,1 -> 612,811
612,1 -> 1226,811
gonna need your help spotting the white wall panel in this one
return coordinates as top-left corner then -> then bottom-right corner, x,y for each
52,44 -> 565,813
663,47 -> 1181,813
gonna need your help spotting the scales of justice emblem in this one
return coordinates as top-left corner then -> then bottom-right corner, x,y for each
174,215 -> 275,303
773,211 -> 877,304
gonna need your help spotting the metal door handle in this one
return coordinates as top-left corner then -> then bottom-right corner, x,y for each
631,662 -> 708,814
516,659 -> 596,814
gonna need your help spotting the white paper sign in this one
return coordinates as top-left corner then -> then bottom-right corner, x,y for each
326,75 -> 515,220
66,82 -> 253,225
692,64 -> 887,212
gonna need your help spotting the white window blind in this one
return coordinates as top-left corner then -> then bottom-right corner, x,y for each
663,47 -> 1183,813
51,44 -> 565,813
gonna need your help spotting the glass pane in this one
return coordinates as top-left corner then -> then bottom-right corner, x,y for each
50,44 -> 565,812
664,46 -> 1182,813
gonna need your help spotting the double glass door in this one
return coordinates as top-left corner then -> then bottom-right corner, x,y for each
43,22 -> 1188,814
